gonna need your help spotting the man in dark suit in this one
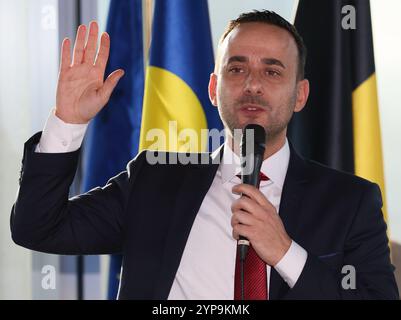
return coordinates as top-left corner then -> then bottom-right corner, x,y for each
11,10 -> 399,299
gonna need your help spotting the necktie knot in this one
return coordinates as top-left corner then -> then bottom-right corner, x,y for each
236,172 -> 269,183
259,172 -> 269,181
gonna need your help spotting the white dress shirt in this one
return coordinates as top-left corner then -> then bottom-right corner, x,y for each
36,110 -> 308,299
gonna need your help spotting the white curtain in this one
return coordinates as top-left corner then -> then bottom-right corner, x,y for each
0,0 -> 59,299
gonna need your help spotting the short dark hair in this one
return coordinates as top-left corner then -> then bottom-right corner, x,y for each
220,10 -> 307,80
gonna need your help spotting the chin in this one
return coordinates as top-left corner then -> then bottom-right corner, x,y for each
240,120 -> 267,129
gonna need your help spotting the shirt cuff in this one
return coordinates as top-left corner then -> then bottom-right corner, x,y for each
35,109 -> 88,153
273,240 -> 308,288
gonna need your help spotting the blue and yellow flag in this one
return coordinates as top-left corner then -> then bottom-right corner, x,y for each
81,0 -> 144,299
139,0 -> 223,152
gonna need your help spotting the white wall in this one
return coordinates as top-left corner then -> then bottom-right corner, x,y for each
0,0 -> 61,299
208,0 -> 297,53
371,0 -> 401,242
0,0 -> 37,299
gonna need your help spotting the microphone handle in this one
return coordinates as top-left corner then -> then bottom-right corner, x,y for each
238,153 -> 264,261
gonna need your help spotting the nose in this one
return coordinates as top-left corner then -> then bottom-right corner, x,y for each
244,72 -> 263,96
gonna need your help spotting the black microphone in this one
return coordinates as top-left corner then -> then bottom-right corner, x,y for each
238,124 -> 266,261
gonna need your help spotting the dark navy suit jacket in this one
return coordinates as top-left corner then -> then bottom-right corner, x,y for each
11,132 -> 399,299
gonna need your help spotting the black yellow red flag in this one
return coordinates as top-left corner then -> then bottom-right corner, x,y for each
290,0 -> 387,220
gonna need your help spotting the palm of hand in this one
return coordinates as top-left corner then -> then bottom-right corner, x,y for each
55,22 -> 124,124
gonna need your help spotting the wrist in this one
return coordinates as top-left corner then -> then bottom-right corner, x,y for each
54,108 -> 90,124
272,237 -> 292,266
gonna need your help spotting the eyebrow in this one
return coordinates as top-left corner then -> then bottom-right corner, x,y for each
262,58 -> 286,69
227,56 -> 286,69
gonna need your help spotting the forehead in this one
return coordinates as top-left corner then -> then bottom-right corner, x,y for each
219,22 -> 298,65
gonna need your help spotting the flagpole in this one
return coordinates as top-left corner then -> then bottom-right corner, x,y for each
143,0 -> 153,67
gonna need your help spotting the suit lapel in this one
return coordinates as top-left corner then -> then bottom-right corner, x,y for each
151,144 -> 312,300
269,144 -> 311,300
153,152 -> 220,299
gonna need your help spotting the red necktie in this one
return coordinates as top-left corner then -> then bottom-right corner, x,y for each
234,172 -> 269,300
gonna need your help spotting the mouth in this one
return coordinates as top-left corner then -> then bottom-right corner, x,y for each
239,104 -> 266,114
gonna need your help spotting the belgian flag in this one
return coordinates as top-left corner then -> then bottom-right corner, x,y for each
289,0 -> 387,220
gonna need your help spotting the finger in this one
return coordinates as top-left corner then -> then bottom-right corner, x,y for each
98,69 -> 125,103
83,21 -> 99,64
233,224 -> 251,240
231,196 -> 262,215
232,196 -> 272,222
232,184 -> 275,210
231,210 -> 255,227
95,32 -> 110,74
72,24 -> 87,65
60,38 -> 71,72
232,230 -> 239,240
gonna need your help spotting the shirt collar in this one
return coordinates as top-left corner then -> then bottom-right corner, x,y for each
212,139 -> 290,189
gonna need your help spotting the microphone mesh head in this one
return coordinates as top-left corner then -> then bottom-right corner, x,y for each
241,124 -> 266,157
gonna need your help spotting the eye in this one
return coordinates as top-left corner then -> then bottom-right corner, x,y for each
266,70 -> 280,77
228,66 -> 244,73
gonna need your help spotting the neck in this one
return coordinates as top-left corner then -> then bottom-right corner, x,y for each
227,129 -> 287,160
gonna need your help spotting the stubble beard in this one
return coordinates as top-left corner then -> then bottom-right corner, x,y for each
218,92 -> 297,144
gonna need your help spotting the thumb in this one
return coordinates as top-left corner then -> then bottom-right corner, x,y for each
99,69 -> 125,102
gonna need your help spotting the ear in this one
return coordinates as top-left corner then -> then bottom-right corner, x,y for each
294,78 -> 310,113
208,73 -> 218,107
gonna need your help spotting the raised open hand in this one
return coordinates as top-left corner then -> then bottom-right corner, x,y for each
55,21 -> 124,124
